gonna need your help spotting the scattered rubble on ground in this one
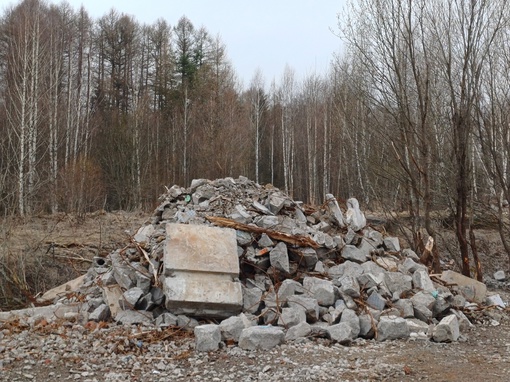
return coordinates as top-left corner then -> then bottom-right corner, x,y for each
1,176 -> 509,354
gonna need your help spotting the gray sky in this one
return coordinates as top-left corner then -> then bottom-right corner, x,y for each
5,0 -> 347,87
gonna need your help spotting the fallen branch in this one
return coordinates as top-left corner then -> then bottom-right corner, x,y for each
206,216 -> 319,248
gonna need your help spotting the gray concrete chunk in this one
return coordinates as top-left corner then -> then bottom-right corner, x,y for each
163,223 -> 242,318
432,315 -> 460,342
287,295 -> 320,322
339,276 -> 361,298
195,324 -> 222,352
89,304 -> 110,322
303,277 -> 336,307
377,316 -> 410,341
242,286 -> 263,314
412,269 -> 435,292
326,322 -> 355,344
366,291 -> 386,311
341,245 -> 370,263
383,237 -> 400,252
270,242 -> 290,274
238,326 -> 285,350
384,272 -> 413,295
219,314 -> 256,342
277,307 -> 306,328
285,322 -> 312,341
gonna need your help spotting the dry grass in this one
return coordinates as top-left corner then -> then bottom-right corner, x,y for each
0,211 -> 147,311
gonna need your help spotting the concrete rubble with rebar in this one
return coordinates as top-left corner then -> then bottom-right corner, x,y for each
3,176 -> 504,351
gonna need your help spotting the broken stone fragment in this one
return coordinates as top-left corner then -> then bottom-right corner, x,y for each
432,315 -> 460,342
341,245 -> 370,263
285,321 -> 312,341
377,316 -> 410,341
277,307 -> 306,328
326,322 -> 355,345
155,312 -> 178,327
258,233 -> 274,247
383,272 -> 413,295
303,277 -> 336,307
238,326 -> 285,350
383,237 -> 400,252
195,324 -> 222,352
269,242 -> 290,274
340,308 -> 361,338
89,304 -> 110,322
345,198 -> 366,231
412,269 -> 435,292
115,310 -> 153,325
219,314 -> 257,342
494,270 -> 506,281
325,194 -> 345,228
287,295 -> 320,322
242,285 -> 263,314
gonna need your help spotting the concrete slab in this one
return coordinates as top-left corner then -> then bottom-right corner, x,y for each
164,223 -> 239,276
440,270 -> 487,303
0,303 -> 80,323
163,223 -> 243,318
37,275 -> 86,303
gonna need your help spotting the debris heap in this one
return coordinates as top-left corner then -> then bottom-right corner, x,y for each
24,176 -> 505,350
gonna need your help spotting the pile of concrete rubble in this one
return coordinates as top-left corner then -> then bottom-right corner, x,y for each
3,176 -> 506,351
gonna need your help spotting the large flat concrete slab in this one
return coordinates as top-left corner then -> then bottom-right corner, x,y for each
440,270 -> 487,303
164,223 -> 239,276
163,223 -> 243,318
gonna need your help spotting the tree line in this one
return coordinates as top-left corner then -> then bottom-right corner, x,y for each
1,0 -> 510,276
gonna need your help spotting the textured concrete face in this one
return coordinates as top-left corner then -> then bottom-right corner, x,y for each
163,223 -> 242,318
164,223 -> 240,276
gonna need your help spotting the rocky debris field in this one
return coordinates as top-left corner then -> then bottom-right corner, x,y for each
2,176 -> 510,381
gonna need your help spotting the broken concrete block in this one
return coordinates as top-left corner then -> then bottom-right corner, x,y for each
163,223 -> 242,318
412,269 -> 435,292
134,224 -> 155,244
303,277 -> 336,306
326,322 -> 355,344
242,286 -> 263,314
440,270 -> 487,303
285,321 -> 312,341
406,318 -> 430,335
277,279 -> 303,303
341,245 -> 370,264
361,261 -> 386,277
37,275 -> 86,304
177,315 -> 199,331
270,242 -> 290,274
0,303 -> 81,323
377,316 -> 410,341
195,324 -> 222,352
402,257 -> 427,274
89,304 -> 110,322
487,294 -> 507,308
345,198 -> 366,231
494,270 -> 506,281
340,308 -> 360,338
115,310 -> 153,325
328,261 -> 363,280
432,296 -> 452,318
238,326 -> 285,350
339,275 -> 361,298
287,295 -> 320,322
366,291 -> 386,311
122,287 -> 145,308
258,233 -> 274,247
155,312 -> 178,327
393,299 -> 414,318
383,237 -> 400,252
291,247 -> 318,269
357,273 -> 382,290
111,251 -> 137,290
325,194 -> 345,228
384,272 -> 412,295
103,284 -> 123,319
219,314 -> 256,342
277,307 -> 306,328
236,230 -> 253,246
432,315 -> 459,342
359,314 -> 377,339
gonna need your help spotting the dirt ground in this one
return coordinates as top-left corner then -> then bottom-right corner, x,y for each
2,211 -> 510,381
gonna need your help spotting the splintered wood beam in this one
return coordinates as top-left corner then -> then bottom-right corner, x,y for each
205,216 -> 319,248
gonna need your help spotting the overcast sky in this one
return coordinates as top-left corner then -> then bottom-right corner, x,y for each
25,0 -> 347,87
